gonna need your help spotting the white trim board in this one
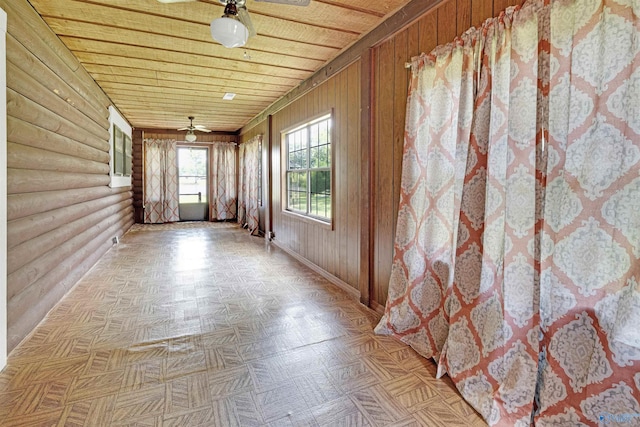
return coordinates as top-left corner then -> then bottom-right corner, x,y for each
1,6 -> 9,371
108,105 -> 133,188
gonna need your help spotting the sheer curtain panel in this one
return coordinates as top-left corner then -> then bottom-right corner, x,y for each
143,138 -> 180,224
210,142 -> 237,220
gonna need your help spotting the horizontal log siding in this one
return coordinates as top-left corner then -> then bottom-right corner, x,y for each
2,0 -> 133,351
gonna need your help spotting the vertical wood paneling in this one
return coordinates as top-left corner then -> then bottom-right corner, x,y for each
472,0 -> 494,27
374,39 -> 396,305
457,0 -> 473,36
322,78 -> 340,277
337,68 -> 349,282
1,5 -> 7,370
370,0 -> 500,308
437,0 -> 458,45
267,62 -> 361,293
393,30 -> 408,243
2,0 -> 134,351
494,0 -> 522,15
346,62 -> 360,287
419,12 -> 438,55
408,21 -> 420,61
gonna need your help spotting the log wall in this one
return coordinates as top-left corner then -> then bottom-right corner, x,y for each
2,0 -> 134,351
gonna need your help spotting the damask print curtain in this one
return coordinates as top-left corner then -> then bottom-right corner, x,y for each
536,1 -> 640,425
210,142 -> 237,220
143,138 -> 180,224
238,135 -> 262,235
376,0 -> 640,425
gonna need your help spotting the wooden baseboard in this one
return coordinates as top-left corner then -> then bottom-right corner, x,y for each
370,300 -> 385,315
270,240 -> 361,300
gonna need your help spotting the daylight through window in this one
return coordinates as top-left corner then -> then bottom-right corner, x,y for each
285,113 -> 332,221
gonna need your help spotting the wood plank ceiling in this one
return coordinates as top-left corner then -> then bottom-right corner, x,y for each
28,0 -> 413,132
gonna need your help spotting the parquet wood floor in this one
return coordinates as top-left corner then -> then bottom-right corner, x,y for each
0,223 -> 486,426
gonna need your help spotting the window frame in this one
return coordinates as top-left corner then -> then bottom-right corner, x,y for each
281,110 -> 334,228
176,145 -> 209,204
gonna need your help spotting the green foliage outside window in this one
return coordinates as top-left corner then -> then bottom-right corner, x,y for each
285,114 -> 332,221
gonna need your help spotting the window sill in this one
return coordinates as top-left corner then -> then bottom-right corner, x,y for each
282,209 -> 333,230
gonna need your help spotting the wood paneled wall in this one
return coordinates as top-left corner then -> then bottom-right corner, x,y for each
132,129 -> 144,223
370,0 -> 522,308
2,0 -> 134,351
263,61 -> 361,295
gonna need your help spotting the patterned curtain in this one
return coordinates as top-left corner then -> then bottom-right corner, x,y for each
143,138 -> 180,224
377,0 -> 640,425
536,1 -> 640,425
210,142 -> 237,220
237,143 -> 247,226
238,135 -> 262,235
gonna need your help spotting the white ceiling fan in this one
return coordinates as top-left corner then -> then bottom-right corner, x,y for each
157,0 -> 310,47
178,116 -> 212,142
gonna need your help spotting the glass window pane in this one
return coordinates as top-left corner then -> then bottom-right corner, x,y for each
299,128 -> 307,150
315,146 -> 321,169
319,120 -> 328,144
284,116 -> 331,221
310,124 -> 319,147
309,170 -> 330,218
178,147 -> 207,203
287,172 -> 307,191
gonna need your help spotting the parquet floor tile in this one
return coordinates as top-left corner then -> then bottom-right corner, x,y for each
0,222 -> 485,426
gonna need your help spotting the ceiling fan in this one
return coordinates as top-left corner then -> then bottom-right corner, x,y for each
178,116 -> 211,142
157,0 -> 310,48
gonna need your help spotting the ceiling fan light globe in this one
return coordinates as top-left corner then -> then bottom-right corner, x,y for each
210,17 -> 248,48
185,132 -> 197,143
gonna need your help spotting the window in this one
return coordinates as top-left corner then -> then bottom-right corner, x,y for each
284,113 -> 332,221
112,124 -> 132,176
108,105 -> 132,188
178,147 -> 208,203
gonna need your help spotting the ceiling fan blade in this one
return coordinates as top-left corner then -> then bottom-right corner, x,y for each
196,129 -> 213,133
237,7 -> 257,38
254,0 -> 310,5
177,127 -> 191,131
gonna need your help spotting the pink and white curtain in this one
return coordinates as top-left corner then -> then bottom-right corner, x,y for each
238,135 -> 262,235
537,0 -> 640,425
210,142 -> 237,220
143,138 -> 180,223
376,0 -> 640,425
